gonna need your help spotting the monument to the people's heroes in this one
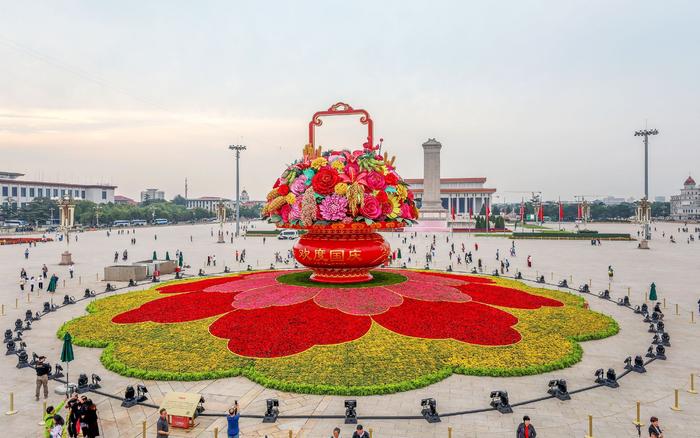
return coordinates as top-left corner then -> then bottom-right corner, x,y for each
417,138 -> 448,226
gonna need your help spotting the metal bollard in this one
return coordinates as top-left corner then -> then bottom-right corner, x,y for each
627,287 -> 631,298
38,401 -> 47,425
448,426 -> 453,438
675,303 -> 680,316
63,280 -> 65,287
79,276 -> 81,285
671,389 -> 682,411
288,431 -> 293,438
1,304 -> 4,316
142,420 -> 146,437
5,392 -> 18,415
588,278 -> 592,287
691,311 -> 696,324
369,428 -> 373,438
584,414 -> 594,438
15,298 -> 18,309
27,294 -> 31,303
586,415 -> 593,438
570,274 -> 573,283
632,401 -> 643,426
663,297 -> 666,309
688,374 -> 697,394
214,427 -> 218,438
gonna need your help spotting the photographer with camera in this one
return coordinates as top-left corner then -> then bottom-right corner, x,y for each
227,401 -> 241,438
35,355 -> 51,401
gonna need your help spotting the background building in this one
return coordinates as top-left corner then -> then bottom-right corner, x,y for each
140,188 -> 165,202
406,177 -> 497,218
114,195 -> 137,205
240,189 -> 250,203
0,171 -> 116,207
670,176 -> 700,220
186,196 -> 233,212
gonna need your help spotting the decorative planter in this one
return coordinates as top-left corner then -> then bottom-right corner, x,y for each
292,224 -> 391,283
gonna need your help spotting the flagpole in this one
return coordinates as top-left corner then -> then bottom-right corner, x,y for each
558,197 -> 561,231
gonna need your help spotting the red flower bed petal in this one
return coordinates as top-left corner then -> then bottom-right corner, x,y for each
209,300 -> 372,357
157,277 -> 243,294
112,292 -> 237,324
456,283 -> 563,309
372,298 -> 521,345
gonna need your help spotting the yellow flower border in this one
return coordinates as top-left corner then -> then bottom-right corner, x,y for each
57,271 -> 618,395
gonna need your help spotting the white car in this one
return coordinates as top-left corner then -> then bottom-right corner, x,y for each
277,230 -> 299,240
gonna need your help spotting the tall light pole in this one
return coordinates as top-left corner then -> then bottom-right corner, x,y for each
228,144 -> 247,236
634,128 -> 658,242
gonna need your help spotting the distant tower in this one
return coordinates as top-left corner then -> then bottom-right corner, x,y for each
185,178 -> 188,199
419,138 -> 447,219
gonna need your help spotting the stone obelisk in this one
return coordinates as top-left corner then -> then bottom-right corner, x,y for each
419,138 -> 447,219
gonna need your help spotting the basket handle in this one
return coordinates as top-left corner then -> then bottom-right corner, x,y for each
308,102 -> 374,150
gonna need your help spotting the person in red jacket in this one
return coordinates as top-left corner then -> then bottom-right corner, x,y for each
516,416 -> 537,438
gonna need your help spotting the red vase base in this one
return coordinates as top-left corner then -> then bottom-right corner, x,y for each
309,268 -> 374,284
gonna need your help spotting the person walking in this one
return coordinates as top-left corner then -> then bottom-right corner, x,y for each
35,356 -> 51,400
80,399 -> 99,438
38,275 -> 44,290
226,402 -> 240,438
30,276 -> 36,292
516,415 -> 537,438
352,424 -> 370,438
157,408 -> 169,438
42,264 -> 48,279
25,247 -> 30,259
19,276 -> 26,292
608,265 -> 614,280
648,416 -> 664,438
66,393 -> 81,438
527,255 -> 532,268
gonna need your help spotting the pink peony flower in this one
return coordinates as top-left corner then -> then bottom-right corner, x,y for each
319,195 -> 348,221
360,194 -> 382,219
290,175 -> 308,196
289,199 -> 302,221
365,171 -> 387,191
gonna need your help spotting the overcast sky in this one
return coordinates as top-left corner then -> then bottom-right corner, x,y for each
1,1 -> 698,202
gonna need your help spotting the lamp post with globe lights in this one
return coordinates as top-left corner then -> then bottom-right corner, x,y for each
634,128 -> 658,246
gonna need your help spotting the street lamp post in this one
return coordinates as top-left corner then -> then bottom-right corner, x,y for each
634,128 -> 659,244
228,144 -> 247,237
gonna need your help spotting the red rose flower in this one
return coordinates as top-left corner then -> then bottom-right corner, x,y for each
277,184 -> 290,196
365,171 -> 386,191
360,194 -> 382,219
311,168 -> 339,195
384,173 -> 399,186
376,190 -> 389,203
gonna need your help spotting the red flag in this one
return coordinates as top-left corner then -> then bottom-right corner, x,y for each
469,206 -> 473,219
538,205 -> 544,222
577,204 -> 582,220
558,201 -> 563,221
519,202 -> 525,222
451,206 -> 455,220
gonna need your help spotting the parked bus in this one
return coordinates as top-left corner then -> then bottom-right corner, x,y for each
153,218 -> 169,225
112,220 -> 130,227
131,219 -> 148,226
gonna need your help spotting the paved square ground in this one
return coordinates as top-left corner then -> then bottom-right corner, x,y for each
1,220 -> 698,437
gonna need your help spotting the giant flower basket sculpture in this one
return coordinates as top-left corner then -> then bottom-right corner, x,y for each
263,103 -> 419,283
